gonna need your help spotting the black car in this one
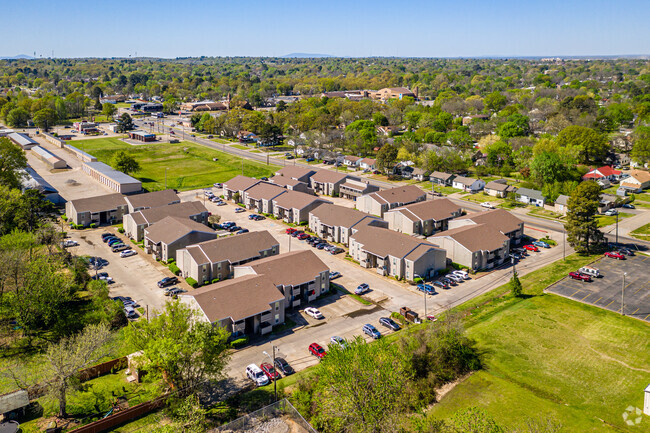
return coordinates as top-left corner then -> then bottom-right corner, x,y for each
227,225 -> 241,232
157,276 -> 179,288
379,317 -> 401,331
103,235 -> 119,243
618,248 -> 635,256
274,357 -> 294,376
101,233 -> 114,241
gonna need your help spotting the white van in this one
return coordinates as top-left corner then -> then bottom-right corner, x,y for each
124,305 -> 137,319
579,266 -> 600,278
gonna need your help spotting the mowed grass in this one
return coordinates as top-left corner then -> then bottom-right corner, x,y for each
630,222 -> 650,239
595,212 -> 634,228
427,254 -> 650,432
74,138 -> 279,191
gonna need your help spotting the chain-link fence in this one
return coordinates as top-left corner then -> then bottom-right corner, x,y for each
214,398 -> 317,433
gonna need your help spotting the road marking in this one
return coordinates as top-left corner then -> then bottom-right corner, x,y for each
571,289 -> 581,297
632,308 -> 639,315
594,297 -> 603,304
582,293 -> 592,301
634,287 -> 643,295
605,299 -> 616,308
645,313 -> 650,321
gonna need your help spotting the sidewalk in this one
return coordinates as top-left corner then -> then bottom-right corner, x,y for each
601,210 -> 650,237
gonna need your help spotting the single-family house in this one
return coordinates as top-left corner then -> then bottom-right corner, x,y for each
348,225 -> 446,281
555,195 -> 569,215
432,224 -> 510,271
223,175 -> 261,202
237,130 -> 258,143
451,176 -> 485,193
430,171 -> 456,186
484,180 -> 517,198
516,187 -> 546,206
357,185 -> 426,217
620,170 -> 650,190
343,156 -> 361,167
243,182 -> 287,214
124,201 -> 209,242
599,194 -> 618,213
384,198 -> 462,236
411,168 -> 430,182
582,166 -> 622,182
180,274 -> 285,337
310,170 -> 349,196
176,230 -> 279,285
339,179 -> 380,200
124,189 -> 180,213
272,190 -> 331,224
308,203 -> 388,245
448,208 -> 525,245
376,125 -> 401,136
234,250 -> 330,310
65,193 -> 128,227
359,158 -> 377,170
144,216 -> 217,262
274,166 -> 317,183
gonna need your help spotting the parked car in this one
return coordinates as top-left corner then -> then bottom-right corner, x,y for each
61,239 -> 79,247
112,244 -> 128,253
306,157 -> 315,162
101,233 -> 115,241
297,233 -> 310,240
569,272 -> 592,282
213,182 -> 222,188
308,343 -> 327,359
216,201 -> 227,206
451,270 -> 470,279
107,238 -> 123,246
442,278 -> 457,286
329,271 -> 342,280
480,202 -> 495,209
260,362 -> 281,381
578,266 -> 600,278
379,317 -> 401,331
618,248 -> 635,256
274,357 -> 294,376
329,336 -> 347,349
355,283 -> 370,295
158,276 -> 179,287
532,240 -> 550,249
362,324 -> 381,339
446,274 -> 463,283
236,229 -> 249,234
246,364 -> 269,386
234,207 -> 246,213
315,243 -> 328,250
227,225 -> 241,232
604,209 -> 618,216
286,228 -> 297,235
416,283 -> 435,294
523,244 -> 539,252
329,247 -> 344,254
604,251 -> 625,260
291,230 -> 303,238
165,287 -> 186,296
124,305 -> 137,319
120,249 -> 137,258
433,281 -> 449,290
622,203 -> 635,209
304,307 -> 324,319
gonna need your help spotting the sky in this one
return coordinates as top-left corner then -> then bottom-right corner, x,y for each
1,0 -> 648,58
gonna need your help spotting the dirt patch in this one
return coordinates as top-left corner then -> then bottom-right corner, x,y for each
343,304 -> 383,319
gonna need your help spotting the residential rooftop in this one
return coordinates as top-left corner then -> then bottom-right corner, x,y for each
310,202 -> 383,228
389,198 -> 461,222
432,223 -> 509,252
368,185 -> 425,205
241,250 -> 329,287
124,189 -> 179,210
184,230 -> 279,266
129,201 -> 207,226
145,216 -> 214,245
351,225 -> 441,260
68,193 -> 126,213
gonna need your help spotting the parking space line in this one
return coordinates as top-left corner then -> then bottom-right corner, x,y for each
581,293 -> 592,301
605,299 -> 615,308
570,289 -> 582,297
645,313 -> 650,321
632,308 -> 639,315
594,297 -> 603,304
634,287 -> 643,295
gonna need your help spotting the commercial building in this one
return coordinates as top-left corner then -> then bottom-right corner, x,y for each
339,179 -> 379,200
310,170 -> 348,196
31,145 -> 66,169
144,216 -> 217,262
177,230 -> 279,285
65,193 -> 128,227
356,185 -> 426,217
22,166 -> 63,204
384,198 -> 462,236
349,225 -> 446,281
7,132 -> 37,149
272,190 -> 331,224
82,161 -> 142,194
124,189 -> 180,213
369,87 -> 417,101
128,130 -> 156,142
180,101 -> 227,112
432,224 -> 510,271
124,201 -> 209,242
308,203 -> 387,246
73,122 -> 99,134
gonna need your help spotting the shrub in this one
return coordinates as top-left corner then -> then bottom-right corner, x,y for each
413,277 -> 424,284
169,264 -> 181,275
89,223 -> 97,228
61,215 -> 68,221
167,258 -> 175,264
186,277 -> 198,288
211,278 -> 220,284
117,227 -> 125,234
230,337 -> 249,348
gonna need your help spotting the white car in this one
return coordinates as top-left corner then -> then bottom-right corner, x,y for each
62,239 -> 79,247
481,202 -> 495,209
451,270 -> 470,280
447,274 -> 464,283
246,364 -> 269,386
234,208 -> 246,213
216,201 -> 227,206
330,336 -> 347,349
120,249 -> 137,258
304,307 -> 324,319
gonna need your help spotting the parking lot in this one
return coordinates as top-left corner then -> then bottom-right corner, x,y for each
547,254 -> 650,322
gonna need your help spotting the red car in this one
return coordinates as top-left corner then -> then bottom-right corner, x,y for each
523,244 -> 539,252
260,362 -> 281,381
297,233 -> 310,240
286,228 -> 297,235
308,343 -> 327,359
569,272 -> 592,282
604,251 -> 625,260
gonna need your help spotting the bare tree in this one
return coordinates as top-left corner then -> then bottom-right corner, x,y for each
44,322 -> 113,418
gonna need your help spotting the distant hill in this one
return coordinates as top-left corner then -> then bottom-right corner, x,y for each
283,53 -> 333,58
0,54 -> 35,60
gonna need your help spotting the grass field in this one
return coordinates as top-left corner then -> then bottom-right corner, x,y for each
595,212 -> 634,228
74,138 -> 279,191
462,192 -> 501,204
426,253 -> 650,432
629,222 -> 650,239
528,207 -> 564,220
230,144 -> 250,150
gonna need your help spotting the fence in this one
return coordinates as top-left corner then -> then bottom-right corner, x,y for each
215,398 -> 317,433
68,395 -> 167,433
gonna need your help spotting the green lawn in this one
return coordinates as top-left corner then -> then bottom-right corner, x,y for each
629,222 -> 650,239
426,253 -> 650,432
595,212 -> 633,228
73,138 -> 279,191
211,137 -> 230,144
462,192 -> 501,204
229,144 -> 250,150
434,186 -> 463,195
527,207 -> 564,220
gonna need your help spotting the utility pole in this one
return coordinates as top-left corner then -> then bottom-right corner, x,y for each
615,212 -> 619,245
263,347 -> 278,401
563,227 -> 566,261
621,272 -> 627,316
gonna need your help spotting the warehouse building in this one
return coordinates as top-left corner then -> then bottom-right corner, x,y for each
82,161 -> 142,194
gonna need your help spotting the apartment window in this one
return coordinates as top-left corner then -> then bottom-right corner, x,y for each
217,262 -> 221,270
275,302 -> 280,311
275,314 -> 280,324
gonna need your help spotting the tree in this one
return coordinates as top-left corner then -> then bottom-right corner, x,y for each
45,322 -> 113,418
530,152 -> 566,187
510,271 -> 522,297
111,150 -> 140,175
630,126 -> 650,166
446,407 -> 504,433
556,125 -> 608,164
565,181 -> 605,254
117,113 -> 134,132
484,91 -> 507,112
485,141 -> 512,168
497,114 -> 530,139
32,108 -> 58,131
0,137 -> 28,189
125,300 -> 230,393
5,107 -> 30,127
101,102 -> 117,120
376,143 -> 398,173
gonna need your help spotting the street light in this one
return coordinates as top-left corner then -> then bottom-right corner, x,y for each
262,346 -> 278,401
621,272 -> 627,316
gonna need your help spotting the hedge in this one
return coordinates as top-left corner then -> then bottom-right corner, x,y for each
117,227 -> 125,234
230,337 -> 249,348
211,278 -> 220,284
61,215 -> 68,221
89,223 -> 97,228
169,264 -> 181,276
186,277 -> 198,288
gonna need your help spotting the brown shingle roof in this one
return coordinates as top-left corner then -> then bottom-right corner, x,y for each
269,175 -> 305,188
453,176 -> 479,187
124,189 -> 180,210
360,157 -> 376,165
462,209 -> 523,235
224,175 -> 261,193
351,225 -> 441,259
145,216 -> 214,245
430,171 -> 455,181
131,201 -> 208,226
432,224 -> 509,252
389,198 -> 461,222
310,203 -> 383,229
242,250 -> 329,287
272,190 -> 330,210
275,166 -> 316,181
70,193 -> 126,213
244,182 -> 287,200
184,230 -> 279,265
310,170 -> 348,184
344,156 -> 361,162
369,185 -> 425,205
624,169 -> 650,184
485,180 -> 511,192
187,274 -> 283,322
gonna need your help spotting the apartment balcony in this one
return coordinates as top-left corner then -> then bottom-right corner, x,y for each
292,299 -> 301,308
260,323 -> 273,335
260,312 -> 273,324
233,321 -> 246,333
